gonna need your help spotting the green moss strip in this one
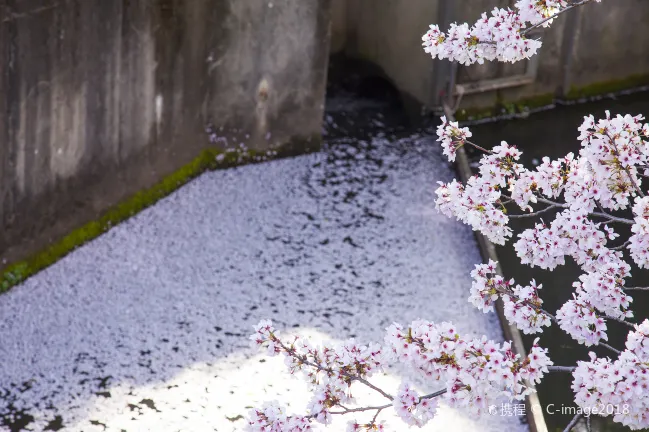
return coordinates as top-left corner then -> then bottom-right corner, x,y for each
455,92 -> 555,122
455,74 -> 649,122
0,140 -> 318,293
565,73 -> 649,100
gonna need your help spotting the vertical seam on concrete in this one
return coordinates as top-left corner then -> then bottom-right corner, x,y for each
430,0 -> 454,108
558,6 -> 584,97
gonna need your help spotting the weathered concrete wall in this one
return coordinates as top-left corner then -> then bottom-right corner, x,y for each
332,0 -> 649,110
331,0 -> 439,108
0,0 -> 332,266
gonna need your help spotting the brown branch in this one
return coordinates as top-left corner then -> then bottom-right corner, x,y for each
563,412 -> 583,432
464,139 -> 493,154
272,336 -> 394,401
508,205 -> 559,219
491,286 -> 624,356
599,342 -> 621,355
603,314 -> 635,329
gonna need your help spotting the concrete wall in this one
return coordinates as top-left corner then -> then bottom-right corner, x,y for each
331,0 -> 439,108
332,0 -> 649,110
0,0 -> 332,266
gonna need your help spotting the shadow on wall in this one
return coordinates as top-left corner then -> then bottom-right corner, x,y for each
327,54 -> 405,110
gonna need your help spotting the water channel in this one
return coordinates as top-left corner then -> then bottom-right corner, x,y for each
466,91 -> 649,432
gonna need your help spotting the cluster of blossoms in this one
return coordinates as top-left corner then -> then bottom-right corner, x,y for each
422,0 -> 601,65
573,112 -> 649,212
247,402 -> 313,432
630,196 -> 649,268
555,260 -> 633,346
391,382 -> 437,427
556,296 -> 609,346
247,320 -> 552,430
432,108 -> 649,427
248,320 -> 386,430
435,128 -> 526,244
435,176 -> 512,245
436,115 -> 472,162
470,260 -> 551,334
247,320 -> 388,431
436,112 -> 646,349
516,0 -> 568,25
422,7 -> 540,65
572,320 -> 649,430
385,320 -> 551,416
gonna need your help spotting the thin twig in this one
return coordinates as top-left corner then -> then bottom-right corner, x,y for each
521,0 -> 594,36
508,205 -> 559,219
603,314 -> 635,329
329,403 -> 391,415
355,377 -> 394,401
499,192 -> 634,224
611,240 -> 631,251
599,342 -> 621,355
534,196 -> 634,224
421,388 -> 448,400
330,388 -> 447,425
624,286 -> 649,291
491,286 -> 623,356
604,131 -> 646,198
547,366 -> 576,373
563,412 -> 583,432
464,139 -> 493,154
370,405 -> 387,425
274,337 -> 395,401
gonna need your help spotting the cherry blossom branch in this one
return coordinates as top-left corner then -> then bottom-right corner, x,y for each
624,286 -> 649,291
491,284 -> 623,355
421,388 -> 448,400
464,139 -> 493,154
272,335 -> 395,402
611,239 -> 631,250
534,196 -> 634,224
497,191 -> 634,224
330,389 -> 448,426
520,0 -> 594,37
507,204 -> 559,218
329,403 -> 391,415
599,342 -> 621,355
605,131 -> 646,198
355,377 -> 394,401
369,405 -> 385,426
603,314 -> 636,329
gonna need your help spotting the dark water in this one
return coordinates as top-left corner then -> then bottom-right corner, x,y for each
468,92 -> 649,432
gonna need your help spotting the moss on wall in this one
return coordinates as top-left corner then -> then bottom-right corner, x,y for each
454,74 -> 649,122
455,93 -> 555,122
565,73 -> 649,100
0,138 -> 320,294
